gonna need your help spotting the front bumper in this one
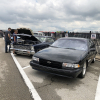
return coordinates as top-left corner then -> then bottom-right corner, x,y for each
10,48 -> 35,55
30,60 -> 82,78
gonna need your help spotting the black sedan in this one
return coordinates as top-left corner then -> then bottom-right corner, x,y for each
30,37 -> 97,78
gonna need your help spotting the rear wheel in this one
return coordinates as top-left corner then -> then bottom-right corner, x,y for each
78,61 -> 87,78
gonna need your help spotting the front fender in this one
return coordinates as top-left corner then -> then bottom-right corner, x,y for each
34,43 -> 49,52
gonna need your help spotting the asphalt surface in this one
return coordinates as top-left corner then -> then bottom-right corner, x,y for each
0,38 -> 33,100
15,49 -> 100,100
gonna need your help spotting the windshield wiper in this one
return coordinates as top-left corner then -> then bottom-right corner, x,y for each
50,46 -> 58,48
65,48 -> 76,50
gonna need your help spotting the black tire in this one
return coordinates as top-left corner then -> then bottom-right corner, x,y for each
78,61 -> 87,78
29,54 -> 33,57
15,52 -> 20,56
92,57 -> 95,63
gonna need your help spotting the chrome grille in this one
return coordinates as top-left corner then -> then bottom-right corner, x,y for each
14,45 -> 31,50
39,59 -> 62,69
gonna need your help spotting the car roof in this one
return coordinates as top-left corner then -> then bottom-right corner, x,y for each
34,32 -> 43,33
59,37 -> 89,41
35,36 -> 53,38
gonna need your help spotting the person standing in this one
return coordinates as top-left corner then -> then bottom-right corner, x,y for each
0,30 -> 3,38
13,29 -> 18,44
5,28 -> 11,53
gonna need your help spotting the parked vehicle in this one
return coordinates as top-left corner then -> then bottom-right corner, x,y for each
33,32 -> 44,36
30,37 -> 97,78
10,28 -> 54,56
11,36 -> 20,41
35,36 -> 55,43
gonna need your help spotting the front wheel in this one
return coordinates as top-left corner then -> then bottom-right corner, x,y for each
78,61 -> 87,78
14,52 -> 20,56
92,57 -> 95,63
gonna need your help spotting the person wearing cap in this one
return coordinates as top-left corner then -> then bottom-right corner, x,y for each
5,27 -> 11,53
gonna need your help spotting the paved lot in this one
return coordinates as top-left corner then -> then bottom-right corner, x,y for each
14,53 -> 100,100
0,38 -> 33,100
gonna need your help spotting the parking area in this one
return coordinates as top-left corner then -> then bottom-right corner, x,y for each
13,54 -> 100,100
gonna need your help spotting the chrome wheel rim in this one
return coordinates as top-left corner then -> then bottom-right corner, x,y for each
83,62 -> 86,75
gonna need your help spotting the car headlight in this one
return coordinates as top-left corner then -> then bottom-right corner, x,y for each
31,46 -> 34,51
62,63 -> 80,68
32,57 -> 39,62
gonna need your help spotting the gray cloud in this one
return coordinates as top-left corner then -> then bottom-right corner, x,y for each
0,0 -> 100,31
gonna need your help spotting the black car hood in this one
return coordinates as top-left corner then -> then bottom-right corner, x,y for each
17,28 -> 33,35
34,47 -> 87,63
16,34 -> 40,41
15,28 -> 40,41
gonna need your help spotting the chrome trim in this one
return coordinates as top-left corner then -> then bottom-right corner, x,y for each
11,48 -> 35,55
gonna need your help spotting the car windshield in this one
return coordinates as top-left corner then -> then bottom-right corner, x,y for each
43,37 -> 54,42
51,39 -> 88,50
35,37 -> 54,42
35,36 -> 45,42
35,36 -> 40,40
34,33 -> 38,36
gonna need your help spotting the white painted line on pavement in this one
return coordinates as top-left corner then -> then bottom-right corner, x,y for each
11,53 -> 42,100
23,65 -> 31,69
95,75 -> 100,100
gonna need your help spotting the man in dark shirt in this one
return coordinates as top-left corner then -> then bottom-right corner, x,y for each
5,28 -> 11,53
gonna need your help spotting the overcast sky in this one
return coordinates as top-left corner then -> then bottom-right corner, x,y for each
0,0 -> 100,32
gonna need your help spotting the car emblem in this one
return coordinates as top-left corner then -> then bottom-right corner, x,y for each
47,61 -> 51,64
